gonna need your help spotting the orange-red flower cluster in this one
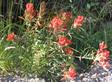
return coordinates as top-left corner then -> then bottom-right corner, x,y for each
62,11 -> 72,23
6,32 -> 15,41
62,66 -> 77,80
58,36 -> 72,47
49,13 -> 84,33
64,48 -> 73,55
26,3 -> 35,13
68,66 -> 77,79
49,16 -> 64,32
99,41 -> 107,50
95,41 -> 110,70
24,3 -> 37,21
73,16 -> 84,28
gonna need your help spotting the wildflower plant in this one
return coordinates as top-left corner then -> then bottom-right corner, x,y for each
0,1 -> 111,82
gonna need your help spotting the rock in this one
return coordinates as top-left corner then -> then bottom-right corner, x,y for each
91,73 -> 97,78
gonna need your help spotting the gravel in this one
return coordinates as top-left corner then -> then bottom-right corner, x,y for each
71,59 -> 112,82
0,60 -> 112,82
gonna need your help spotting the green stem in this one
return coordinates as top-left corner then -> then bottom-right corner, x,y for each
75,56 -> 94,60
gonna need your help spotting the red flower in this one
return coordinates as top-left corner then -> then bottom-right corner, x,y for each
58,36 -> 72,47
61,66 -> 77,80
68,66 -> 77,80
26,3 -> 35,13
96,50 -> 110,62
6,32 -> 15,41
99,60 -> 110,70
60,24 -> 68,32
101,50 -> 110,58
62,12 -> 72,22
24,3 -> 37,21
49,16 -> 64,32
99,41 -> 107,50
64,48 -> 73,55
94,41 -> 110,70
73,16 -> 84,28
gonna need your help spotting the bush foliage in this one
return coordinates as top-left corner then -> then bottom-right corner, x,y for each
0,0 -> 112,82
